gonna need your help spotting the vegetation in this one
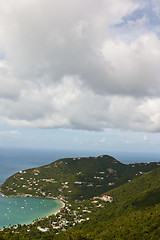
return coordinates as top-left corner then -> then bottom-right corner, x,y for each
0,155 -> 160,239
1,155 -> 159,201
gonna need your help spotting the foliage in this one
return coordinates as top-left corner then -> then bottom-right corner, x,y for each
1,155 -> 159,201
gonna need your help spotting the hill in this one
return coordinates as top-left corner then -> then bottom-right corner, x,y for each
1,155 -> 160,201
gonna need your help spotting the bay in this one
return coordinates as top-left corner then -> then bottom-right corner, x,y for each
0,197 -> 62,229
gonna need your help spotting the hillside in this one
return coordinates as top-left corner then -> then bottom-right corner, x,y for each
1,155 -> 160,201
54,167 -> 160,240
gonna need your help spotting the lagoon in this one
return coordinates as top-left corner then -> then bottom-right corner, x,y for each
0,196 -> 62,229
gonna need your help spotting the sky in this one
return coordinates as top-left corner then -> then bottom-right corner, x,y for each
0,0 -> 160,153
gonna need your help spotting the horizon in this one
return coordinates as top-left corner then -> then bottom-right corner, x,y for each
1,146 -> 160,164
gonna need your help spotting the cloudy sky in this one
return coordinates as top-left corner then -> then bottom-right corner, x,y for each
0,0 -> 160,152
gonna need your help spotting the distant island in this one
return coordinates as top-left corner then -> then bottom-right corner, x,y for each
1,155 -> 160,239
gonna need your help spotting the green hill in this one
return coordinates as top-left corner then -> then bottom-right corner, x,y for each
54,167 -> 160,240
1,155 -> 160,201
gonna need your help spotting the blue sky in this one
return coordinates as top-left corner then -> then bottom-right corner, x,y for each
0,0 -> 160,153
123,0 -> 160,25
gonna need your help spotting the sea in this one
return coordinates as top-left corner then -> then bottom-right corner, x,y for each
0,147 -> 160,228
0,197 -> 62,229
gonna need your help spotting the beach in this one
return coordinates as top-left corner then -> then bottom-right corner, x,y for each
53,200 -> 65,216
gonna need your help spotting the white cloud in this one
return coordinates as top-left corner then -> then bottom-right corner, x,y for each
124,140 -> 133,145
101,33 -> 160,96
0,61 -> 22,98
0,0 -> 159,132
143,135 -> 148,141
0,78 -> 160,132
98,137 -> 106,143
0,130 -> 21,136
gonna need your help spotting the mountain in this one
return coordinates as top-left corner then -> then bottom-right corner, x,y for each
1,155 -> 160,201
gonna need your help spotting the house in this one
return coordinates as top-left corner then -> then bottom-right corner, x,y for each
103,195 -> 113,202
37,226 -> 49,232
107,168 -> 117,174
75,182 -> 82,185
108,182 -> 114,186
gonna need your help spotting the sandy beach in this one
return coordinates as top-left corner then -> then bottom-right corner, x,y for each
53,200 -> 65,216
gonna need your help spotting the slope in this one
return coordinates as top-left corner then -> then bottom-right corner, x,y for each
55,167 -> 160,240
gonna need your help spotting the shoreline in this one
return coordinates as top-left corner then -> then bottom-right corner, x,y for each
53,200 -> 65,216
0,185 -> 7,198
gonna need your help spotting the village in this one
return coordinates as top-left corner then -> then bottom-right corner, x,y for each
36,193 -> 113,234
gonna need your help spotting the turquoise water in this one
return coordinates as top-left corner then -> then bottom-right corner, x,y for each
0,197 -> 62,229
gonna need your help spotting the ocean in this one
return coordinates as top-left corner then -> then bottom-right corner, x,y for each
0,147 -> 160,228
